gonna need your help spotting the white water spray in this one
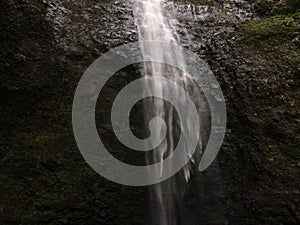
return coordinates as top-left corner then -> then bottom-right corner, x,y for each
133,1 -> 201,224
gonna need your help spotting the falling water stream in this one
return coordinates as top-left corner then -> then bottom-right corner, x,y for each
134,0 -> 195,180
133,1 -> 201,224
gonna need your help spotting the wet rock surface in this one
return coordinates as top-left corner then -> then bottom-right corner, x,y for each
46,0 -> 136,53
1,0 -> 299,224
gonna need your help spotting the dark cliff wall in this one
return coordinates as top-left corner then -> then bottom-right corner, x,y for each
1,1 -> 145,225
0,0 -> 299,224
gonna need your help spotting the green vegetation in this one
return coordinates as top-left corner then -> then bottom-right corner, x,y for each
1,0 -> 299,223
180,0 -> 300,15
238,12 -> 300,188
249,0 -> 300,16
286,0 -> 300,13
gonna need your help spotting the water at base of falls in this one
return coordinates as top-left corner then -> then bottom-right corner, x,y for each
133,1 -> 202,224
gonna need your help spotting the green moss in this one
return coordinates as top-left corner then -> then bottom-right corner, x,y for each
237,12 -> 300,189
249,0 -> 300,16
286,0 -> 300,13
240,12 -> 300,36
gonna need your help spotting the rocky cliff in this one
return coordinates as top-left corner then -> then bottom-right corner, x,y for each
1,0 -> 299,224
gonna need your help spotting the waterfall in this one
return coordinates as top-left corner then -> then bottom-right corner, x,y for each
133,1 -> 201,224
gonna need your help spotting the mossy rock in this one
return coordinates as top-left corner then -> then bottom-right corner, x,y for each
236,12 -> 300,188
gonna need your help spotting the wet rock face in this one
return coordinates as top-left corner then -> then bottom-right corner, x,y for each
1,1 -> 146,225
170,0 -> 254,23
46,0 -> 136,54
1,0 -> 299,224
45,0 -> 253,54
